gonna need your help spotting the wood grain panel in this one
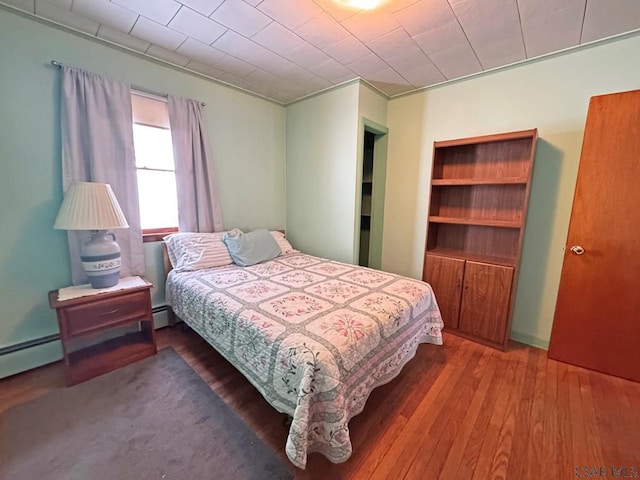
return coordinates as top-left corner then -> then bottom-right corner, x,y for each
431,178 -> 527,185
430,184 -> 526,221
459,261 -> 514,344
433,224 -> 519,260
425,129 -> 536,350
548,89 -> 640,382
423,254 -> 464,329
425,247 -> 516,267
433,137 -> 533,181
428,216 -> 521,228
62,290 -> 149,337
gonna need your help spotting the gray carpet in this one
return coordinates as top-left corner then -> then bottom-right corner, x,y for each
1,348 -> 293,480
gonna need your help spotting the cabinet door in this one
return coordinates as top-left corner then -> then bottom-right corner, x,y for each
459,261 -> 513,344
423,254 -> 464,329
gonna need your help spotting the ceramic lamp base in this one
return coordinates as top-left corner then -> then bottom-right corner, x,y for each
81,230 -> 121,288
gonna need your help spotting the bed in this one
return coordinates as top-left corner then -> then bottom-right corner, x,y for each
163,231 -> 444,469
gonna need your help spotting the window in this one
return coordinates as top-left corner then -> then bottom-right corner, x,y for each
131,93 -> 179,241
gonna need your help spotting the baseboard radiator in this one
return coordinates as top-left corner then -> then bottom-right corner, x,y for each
0,305 -> 170,358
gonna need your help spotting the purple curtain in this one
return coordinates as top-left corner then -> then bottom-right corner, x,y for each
60,66 -> 144,284
168,96 -> 223,233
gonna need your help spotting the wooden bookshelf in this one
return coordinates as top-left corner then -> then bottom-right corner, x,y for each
423,129 -> 537,350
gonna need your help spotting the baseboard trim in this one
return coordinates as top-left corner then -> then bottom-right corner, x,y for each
510,331 -> 550,350
0,333 -> 60,357
0,306 -> 170,358
0,306 -> 171,379
0,340 -> 63,379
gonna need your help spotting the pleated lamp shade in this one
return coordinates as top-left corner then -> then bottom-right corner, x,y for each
54,182 -> 129,288
54,182 -> 129,231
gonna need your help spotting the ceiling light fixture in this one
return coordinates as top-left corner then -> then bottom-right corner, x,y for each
336,0 -> 383,10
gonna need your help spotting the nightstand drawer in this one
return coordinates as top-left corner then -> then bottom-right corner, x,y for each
63,290 -> 149,336
49,278 -> 156,386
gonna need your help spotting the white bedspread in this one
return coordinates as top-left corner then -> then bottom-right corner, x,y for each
166,252 -> 443,469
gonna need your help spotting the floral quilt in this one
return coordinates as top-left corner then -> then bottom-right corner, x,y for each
166,252 -> 443,469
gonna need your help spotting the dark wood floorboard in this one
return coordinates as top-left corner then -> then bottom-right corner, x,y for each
2,326 -> 639,479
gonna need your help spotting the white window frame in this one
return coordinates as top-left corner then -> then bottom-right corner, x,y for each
131,92 -> 179,242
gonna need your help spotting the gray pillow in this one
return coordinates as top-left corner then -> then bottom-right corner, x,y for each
222,228 -> 282,267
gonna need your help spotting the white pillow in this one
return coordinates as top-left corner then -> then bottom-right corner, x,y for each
163,229 -> 242,271
270,231 -> 297,255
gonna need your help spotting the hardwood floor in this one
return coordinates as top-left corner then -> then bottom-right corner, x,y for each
2,326 -> 639,479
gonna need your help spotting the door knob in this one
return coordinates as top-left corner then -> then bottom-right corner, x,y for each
570,245 -> 585,255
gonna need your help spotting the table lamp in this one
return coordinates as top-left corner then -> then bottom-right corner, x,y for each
54,182 -> 129,288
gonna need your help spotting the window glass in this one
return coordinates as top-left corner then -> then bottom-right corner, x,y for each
131,93 -> 178,233
133,124 -> 175,171
135,168 -> 179,230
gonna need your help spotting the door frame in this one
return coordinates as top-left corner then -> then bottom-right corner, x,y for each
354,118 -> 388,268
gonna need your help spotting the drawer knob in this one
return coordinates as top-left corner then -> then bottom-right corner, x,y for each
100,308 -> 119,316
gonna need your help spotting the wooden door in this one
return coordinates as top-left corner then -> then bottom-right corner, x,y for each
548,89 -> 640,382
423,254 -> 464,329
459,261 -> 513,344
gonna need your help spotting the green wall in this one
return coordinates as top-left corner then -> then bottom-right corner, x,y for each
0,8 -> 285,378
285,82 -> 389,265
358,83 -> 388,126
383,32 -> 640,348
285,82 -> 360,263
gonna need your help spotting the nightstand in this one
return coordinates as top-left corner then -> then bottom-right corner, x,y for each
48,277 -> 157,386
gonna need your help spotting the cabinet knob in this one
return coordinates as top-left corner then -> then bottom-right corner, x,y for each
570,245 -> 585,255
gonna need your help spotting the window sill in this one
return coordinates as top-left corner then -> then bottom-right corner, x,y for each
143,228 -> 178,243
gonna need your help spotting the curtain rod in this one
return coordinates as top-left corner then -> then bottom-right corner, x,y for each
50,60 -> 206,106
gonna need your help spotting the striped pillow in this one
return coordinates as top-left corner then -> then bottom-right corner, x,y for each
163,230 -> 241,272
270,231 -> 297,255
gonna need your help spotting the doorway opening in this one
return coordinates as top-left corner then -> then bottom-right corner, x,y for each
358,122 -> 388,269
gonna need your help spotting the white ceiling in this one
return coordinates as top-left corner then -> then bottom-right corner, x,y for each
3,0 -> 640,104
